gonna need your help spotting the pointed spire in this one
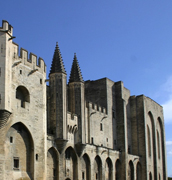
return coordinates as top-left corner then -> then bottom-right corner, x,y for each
49,42 -> 66,75
69,53 -> 84,83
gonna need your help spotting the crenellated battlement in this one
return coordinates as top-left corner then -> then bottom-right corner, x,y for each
12,42 -> 46,73
0,20 -> 13,36
86,101 -> 107,114
67,112 -> 78,134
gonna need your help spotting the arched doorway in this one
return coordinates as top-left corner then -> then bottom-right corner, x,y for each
6,122 -> 34,179
65,147 -> 78,180
81,153 -> 91,180
94,155 -> 102,180
47,147 -> 59,180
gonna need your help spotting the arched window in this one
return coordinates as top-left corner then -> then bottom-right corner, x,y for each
16,86 -> 30,108
147,125 -> 151,157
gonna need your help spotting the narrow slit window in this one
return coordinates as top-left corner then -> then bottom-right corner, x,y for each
100,123 -> 103,131
20,70 -> 22,74
40,79 -> 42,84
82,172 -> 85,179
13,157 -> 19,170
10,136 -> 13,143
36,154 -> 38,161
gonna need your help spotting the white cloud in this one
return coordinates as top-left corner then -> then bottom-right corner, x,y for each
166,141 -> 172,157
162,98 -> 172,124
166,141 -> 172,146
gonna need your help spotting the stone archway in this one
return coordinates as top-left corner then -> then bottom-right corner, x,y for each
105,157 -> 113,180
94,155 -> 102,180
81,153 -> 91,180
128,161 -> 134,180
47,147 -> 59,180
5,122 -> 34,180
65,147 -> 78,180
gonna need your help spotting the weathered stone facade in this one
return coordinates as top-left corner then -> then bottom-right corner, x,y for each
0,20 -> 167,180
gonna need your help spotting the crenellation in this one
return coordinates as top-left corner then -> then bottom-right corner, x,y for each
86,101 -> 107,114
17,47 -> 46,73
67,112 -> 78,134
0,20 -> 13,36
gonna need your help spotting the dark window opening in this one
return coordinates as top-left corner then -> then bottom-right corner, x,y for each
10,136 -> 13,143
128,146 -> 131,154
100,123 -> 103,131
106,138 -> 108,142
40,79 -> 42,84
36,154 -> 38,161
20,70 -> 22,74
82,171 -> 85,179
16,86 -> 30,108
13,157 -> 19,170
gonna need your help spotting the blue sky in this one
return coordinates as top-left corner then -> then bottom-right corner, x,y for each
1,0 -> 172,177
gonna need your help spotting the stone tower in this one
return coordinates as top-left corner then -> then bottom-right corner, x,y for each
68,54 -> 86,150
0,21 -> 13,127
48,43 -> 67,151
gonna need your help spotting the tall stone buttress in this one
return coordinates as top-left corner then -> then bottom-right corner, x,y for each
68,54 -> 86,154
48,43 -> 67,152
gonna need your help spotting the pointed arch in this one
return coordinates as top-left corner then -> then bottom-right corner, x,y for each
115,159 -> 121,180
6,122 -> 34,179
94,155 -> 102,180
128,160 -> 134,180
82,153 -> 91,180
105,157 -> 113,180
148,111 -> 157,179
65,146 -> 78,180
47,147 -> 59,180
149,172 -> 152,180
